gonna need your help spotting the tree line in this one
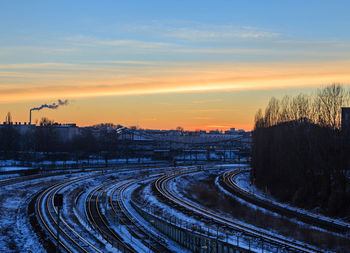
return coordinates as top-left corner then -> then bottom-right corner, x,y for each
252,84 -> 350,217
0,117 -> 132,164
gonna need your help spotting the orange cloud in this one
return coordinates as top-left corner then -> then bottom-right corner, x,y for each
0,60 -> 350,104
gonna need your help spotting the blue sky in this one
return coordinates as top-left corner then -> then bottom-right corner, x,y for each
2,1 -> 349,38
1,1 -> 350,63
0,1 -> 350,130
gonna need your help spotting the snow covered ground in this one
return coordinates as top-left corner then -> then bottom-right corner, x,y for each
135,169 -> 273,252
104,177 -> 191,252
1,163 -> 347,252
0,166 -> 31,172
169,168 -> 350,252
0,158 -> 155,167
234,170 -> 350,232
168,170 -> 304,252
0,173 -> 86,251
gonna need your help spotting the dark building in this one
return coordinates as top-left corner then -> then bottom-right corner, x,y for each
342,107 -> 350,130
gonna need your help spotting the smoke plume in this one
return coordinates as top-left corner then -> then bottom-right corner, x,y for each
29,99 -> 69,124
30,99 -> 69,112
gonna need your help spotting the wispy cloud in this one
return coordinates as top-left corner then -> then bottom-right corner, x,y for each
123,21 -> 279,42
1,60 -> 350,104
274,40 -> 350,48
164,25 -> 279,41
86,60 -> 156,65
98,39 -> 175,49
61,35 -> 177,49
192,99 -> 223,104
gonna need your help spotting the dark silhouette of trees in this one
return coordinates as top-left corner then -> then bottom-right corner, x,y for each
252,84 -> 350,217
0,118 -> 124,163
0,125 -> 20,159
0,112 -> 20,159
35,118 -> 59,153
98,126 -> 119,164
314,85 -> 349,129
71,128 -> 97,160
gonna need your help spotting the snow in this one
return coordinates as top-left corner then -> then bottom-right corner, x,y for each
234,170 -> 268,198
233,170 -> 350,233
1,163 -> 344,252
0,173 -> 76,252
215,163 -> 249,168
115,178 -> 190,252
40,166 -> 186,252
0,166 -> 32,172
0,173 -> 21,181
136,171 -> 267,252
166,169 -> 323,253
0,158 -> 155,168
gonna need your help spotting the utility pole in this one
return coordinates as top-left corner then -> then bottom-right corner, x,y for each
54,194 -> 63,253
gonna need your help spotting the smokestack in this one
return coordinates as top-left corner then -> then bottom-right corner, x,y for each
29,99 -> 69,125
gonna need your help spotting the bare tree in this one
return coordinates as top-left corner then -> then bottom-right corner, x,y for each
314,84 -> 350,129
176,126 -> 184,133
264,97 -> 280,127
291,94 -> 311,122
5,112 -> 12,124
254,109 -> 264,128
252,84 -> 350,217
278,96 -> 291,123
40,117 -> 54,126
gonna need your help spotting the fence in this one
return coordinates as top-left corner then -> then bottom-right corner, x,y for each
132,201 -> 253,253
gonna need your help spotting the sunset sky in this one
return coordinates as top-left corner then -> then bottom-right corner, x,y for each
1,1 -> 350,131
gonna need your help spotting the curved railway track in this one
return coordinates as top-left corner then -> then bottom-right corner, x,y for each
220,170 -> 350,235
0,172 -> 66,187
85,175 -> 176,252
109,179 -> 173,252
36,174 -> 103,253
86,181 -> 137,252
35,167 -> 177,252
36,170 -> 135,252
154,170 -> 322,253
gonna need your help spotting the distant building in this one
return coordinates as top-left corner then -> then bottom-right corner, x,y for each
0,122 -> 34,135
52,124 -> 80,142
341,107 -> 350,130
0,122 -> 80,142
209,130 -> 221,134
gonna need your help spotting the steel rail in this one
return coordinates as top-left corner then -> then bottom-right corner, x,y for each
155,171 -> 321,253
49,178 -> 104,252
223,169 -> 350,234
37,171 -> 118,252
109,179 -> 171,253
37,176 -> 93,253
86,182 -> 137,253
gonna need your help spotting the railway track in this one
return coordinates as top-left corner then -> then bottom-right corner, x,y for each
86,181 -> 137,252
0,172 -> 66,187
109,179 -> 173,252
220,169 -> 350,234
85,173 -> 178,252
36,174 -> 104,253
36,169 -> 136,252
34,166 -> 178,252
154,170 -> 322,253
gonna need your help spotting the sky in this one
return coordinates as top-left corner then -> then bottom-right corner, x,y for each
1,1 -> 350,131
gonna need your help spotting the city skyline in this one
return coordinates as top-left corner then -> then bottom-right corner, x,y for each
1,1 -> 350,130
